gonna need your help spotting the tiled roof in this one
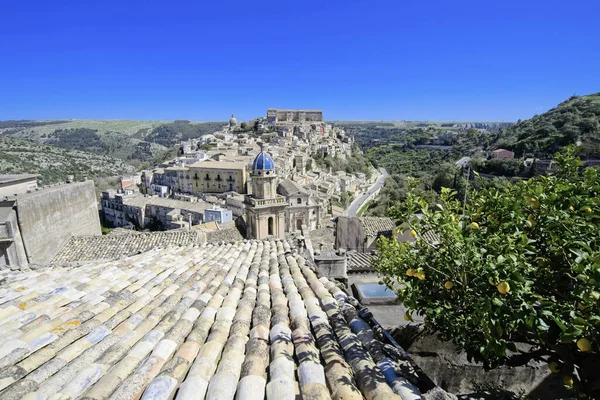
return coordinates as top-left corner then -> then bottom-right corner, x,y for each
347,252 -> 376,272
205,226 -> 244,244
0,239 -> 436,400
51,231 -> 202,263
359,217 -> 396,237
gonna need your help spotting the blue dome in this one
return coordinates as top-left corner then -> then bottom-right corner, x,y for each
253,150 -> 275,171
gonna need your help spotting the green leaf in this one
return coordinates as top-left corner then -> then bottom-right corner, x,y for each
552,317 -> 567,332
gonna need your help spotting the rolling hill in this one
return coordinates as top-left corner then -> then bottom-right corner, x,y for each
491,93 -> 600,157
0,119 -> 225,166
0,136 -> 136,186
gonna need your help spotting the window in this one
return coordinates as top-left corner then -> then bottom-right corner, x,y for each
297,198 -> 302,204
268,217 -> 274,236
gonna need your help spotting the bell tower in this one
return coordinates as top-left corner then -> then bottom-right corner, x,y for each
244,145 -> 287,239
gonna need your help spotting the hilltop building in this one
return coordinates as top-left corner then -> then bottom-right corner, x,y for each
266,108 -> 323,124
244,147 -> 287,239
228,113 -> 238,131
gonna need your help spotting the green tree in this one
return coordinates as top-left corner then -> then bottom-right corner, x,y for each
374,148 -> 600,397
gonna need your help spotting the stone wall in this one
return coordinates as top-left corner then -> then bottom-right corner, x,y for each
393,328 -> 570,398
335,216 -> 366,252
16,181 -> 101,264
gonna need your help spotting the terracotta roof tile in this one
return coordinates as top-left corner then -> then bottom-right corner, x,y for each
359,217 -> 396,237
52,231 -> 201,263
0,239 -> 438,399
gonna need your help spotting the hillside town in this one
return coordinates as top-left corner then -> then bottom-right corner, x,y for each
100,108 -> 380,236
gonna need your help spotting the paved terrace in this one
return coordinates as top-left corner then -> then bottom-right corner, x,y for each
0,239 -> 450,400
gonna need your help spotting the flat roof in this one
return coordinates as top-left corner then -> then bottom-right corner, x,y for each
0,202 -> 16,222
188,161 -> 247,170
123,195 -> 213,213
0,174 -> 39,185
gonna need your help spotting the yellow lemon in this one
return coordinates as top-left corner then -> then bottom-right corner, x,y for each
497,281 -> 510,294
471,222 -> 479,230
564,375 -> 574,386
583,207 -> 592,213
529,197 -> 540,208
416,272 -> 425,281
569,205 -> 574,211
444,281 -> 454,290
577,338 -> 592,352
409,229 -> 417,237
548,361 -> 561,373
406,268 -> 415,277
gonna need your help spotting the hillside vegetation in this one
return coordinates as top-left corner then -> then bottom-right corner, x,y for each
0,119 -> 225,166
0,136 -> 135,186
491,93 -> 600,157
349,92 -> 600,216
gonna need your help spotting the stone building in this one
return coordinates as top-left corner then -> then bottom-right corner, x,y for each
266,108 -> 323,124
244,148 -> 287,239
277,179 -> 321,231
490,148 -> 515,159
188,161 -> 247,194
228,113 -> 237,131
101,192 -> 211,230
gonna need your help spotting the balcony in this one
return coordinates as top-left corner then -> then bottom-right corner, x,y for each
245,196 -> 287,207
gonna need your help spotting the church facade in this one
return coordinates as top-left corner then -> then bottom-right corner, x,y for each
244,148 -> 287,239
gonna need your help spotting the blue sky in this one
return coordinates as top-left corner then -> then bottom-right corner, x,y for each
1,0 -> 598,122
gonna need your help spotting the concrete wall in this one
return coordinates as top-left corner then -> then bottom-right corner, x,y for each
0,178 -> 38,197
335,216 -> 366,252
17,181 -> 101,264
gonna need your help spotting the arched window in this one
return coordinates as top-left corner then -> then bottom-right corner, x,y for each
296,219 -> 303,231
268,217 -> 274,236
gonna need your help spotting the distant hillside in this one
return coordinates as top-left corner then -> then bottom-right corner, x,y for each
492,93 -> 600,157
0,119 -> 225,164
0,136 -> 135,186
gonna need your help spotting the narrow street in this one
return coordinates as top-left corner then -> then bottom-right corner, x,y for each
344,168 -> 388,217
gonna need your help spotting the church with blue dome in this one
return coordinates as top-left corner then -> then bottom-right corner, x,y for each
244,145 -> 288,239
252,149 -> 275,171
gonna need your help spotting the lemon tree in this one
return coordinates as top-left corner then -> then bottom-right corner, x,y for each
374,148 -> 600,397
